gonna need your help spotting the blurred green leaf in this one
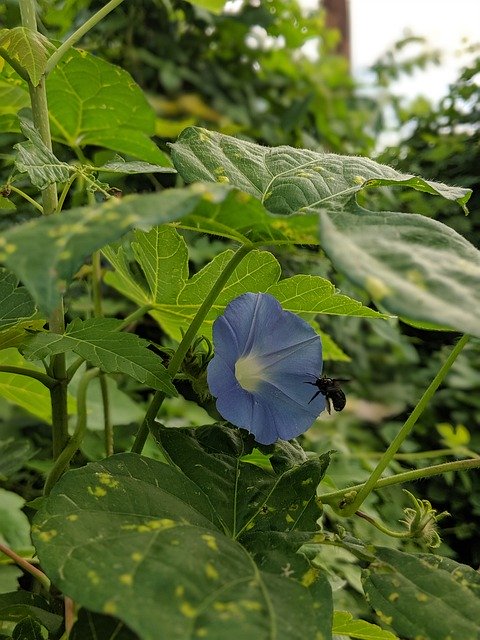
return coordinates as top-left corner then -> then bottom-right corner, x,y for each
1,183 -> 229,315
362,547 -> 480,640
33,451 -> 330,640
0,269 -> 36,332
14,118 -> 70,188
23,318 -> 177,396
0,28 -> 52,86
186,0 -> 226,13
0,349 -> 74,423
47,49 -> 171,165
0,488 -> 31,549
0,439 -> 35,481
319,205 -> 480,337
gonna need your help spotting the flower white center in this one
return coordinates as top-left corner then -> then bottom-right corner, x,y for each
235,354 -> 266,392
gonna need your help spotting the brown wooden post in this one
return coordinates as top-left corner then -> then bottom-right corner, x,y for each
323,0 -> 351,64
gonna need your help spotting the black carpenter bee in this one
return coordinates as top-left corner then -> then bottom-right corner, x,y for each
304,375 -> 348,414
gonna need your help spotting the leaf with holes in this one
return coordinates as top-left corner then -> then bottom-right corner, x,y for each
47,49 -> 171,165
170,127 -> 471,214
23,318 -> 176,397
33,452 -> 332,640
362,547 -> 480,640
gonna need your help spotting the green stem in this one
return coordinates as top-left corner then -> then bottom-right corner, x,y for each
320,457 -> 480,509
131,243 -> 254,455
355,510 -> 410,539
0,366 -> 56,388
56,172 -> 78,214
7,185 -> 43,213
44,368 -> 99,496
337,334 -> 470,516
45,0 -> 127,74
92,249 -> 113,456
0,542 -> 51,592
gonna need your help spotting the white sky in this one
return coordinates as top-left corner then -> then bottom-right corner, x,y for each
300,0 -> 480,101
350,0 -> 480,101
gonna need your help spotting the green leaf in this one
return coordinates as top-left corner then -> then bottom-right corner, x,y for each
23,318 -> 176,396
362,547 -> 480,640
14,118 -> 71,188
0,489 -> 31,549
12,616 -> 44,640
0,592 -> 62,635
1,183 -> 228,315
70,609 -> 137,640
175,188 -> 320,245
186,0 -> 226,13
266,275 -> 386,319
0,349 -> 58,423
47,49 -> 171,165
0,269 -> 37,332
0,75 -> 30,124
332,611 -> 398,639
153,424 -> 330,538
33,452 -> 329,640
170,127 -> 471,214
98,158 -> 176,175
318,205 -> 480,338
0,28 -> 53,86
0,196 -> 15,212
0,439 -> 35,481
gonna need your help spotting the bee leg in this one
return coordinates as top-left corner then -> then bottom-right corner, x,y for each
307,389 -> 322,404
325,397 -> 332,414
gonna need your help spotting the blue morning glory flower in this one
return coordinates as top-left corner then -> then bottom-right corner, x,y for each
207,292 -> 325,445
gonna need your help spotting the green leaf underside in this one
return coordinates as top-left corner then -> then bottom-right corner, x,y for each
14,118 -> 70,188
0,27 -> 53,86
1,183 -> 230,315
362,547 -> 480,640
47,49 -> 171,165
97,159 -> 176,174
23,318 -> 176,397
170,127 -> 471,215
104,226 -> 385,342
319,206 -> 480,337
33,450 -> 331,640
332,610 -> 398,639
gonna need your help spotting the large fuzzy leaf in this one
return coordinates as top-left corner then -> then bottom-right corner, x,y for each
33,451 -> 332,640
362,547 -> 480,640
170,127 -> 471,214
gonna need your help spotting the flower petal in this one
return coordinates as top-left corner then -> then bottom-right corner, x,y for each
207,292 -> 325,444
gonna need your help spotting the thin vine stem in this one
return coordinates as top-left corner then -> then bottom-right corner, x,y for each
0,542 -> 51,592
45,0 -> 127,74
7,185 -> 43,213
336,334 -> 470,516
320,457 -> 480,509
131,243 -> 254,455
0,366 -> 56,388
44,367 -> 100,496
